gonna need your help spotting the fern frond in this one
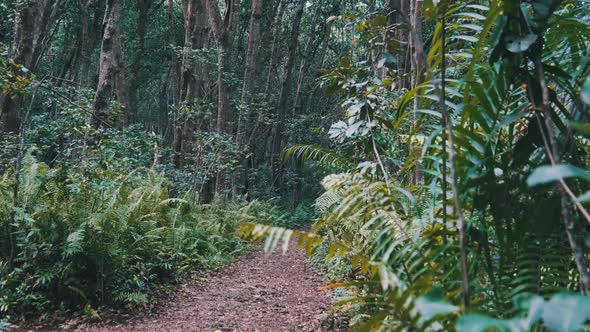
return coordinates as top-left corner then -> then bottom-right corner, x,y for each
283,144 -> 353,172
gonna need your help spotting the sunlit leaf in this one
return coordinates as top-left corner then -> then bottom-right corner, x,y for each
527,164 -> 590,187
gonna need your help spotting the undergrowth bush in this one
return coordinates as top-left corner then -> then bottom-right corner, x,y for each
0,152 -> 253,320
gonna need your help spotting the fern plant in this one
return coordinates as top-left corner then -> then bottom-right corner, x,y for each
0,152 -> 284,318
241,0 -> 590,330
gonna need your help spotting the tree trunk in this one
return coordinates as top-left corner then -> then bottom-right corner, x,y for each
128,0 -> 151,122
293,0 -> 328,116
270,0 -> 305,186
91,0 -> 128,129
178,0 -> 209,103
409,0 -> 424,102
239,0 -> 262,106
409,0 -> 423,184
232,0 -> 263,196
173,0 -> 209,167
162,0 -> 177,136
0,0 -> 58,133
264,0 -> 287,94
58,13 -> 81,85
205,0 -> 240,135
205,0 -> 241,194
389,0 -> 409,90
78,0 -> 91,87
304,22 -> 332,115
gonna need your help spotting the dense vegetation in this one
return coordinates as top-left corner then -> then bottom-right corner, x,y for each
1,0 -> 590,330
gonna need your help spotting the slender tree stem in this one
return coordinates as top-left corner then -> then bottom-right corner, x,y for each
390,1 -> 470,306
439,6 -> 470,307
372,136 -> 391,192
533,56 -> 590,292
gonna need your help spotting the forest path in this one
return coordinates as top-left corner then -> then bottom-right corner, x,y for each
75,244 -> 331,332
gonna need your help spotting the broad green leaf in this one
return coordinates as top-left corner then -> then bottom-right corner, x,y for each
456,314 -> 521,332
459,23 -> 484,32
455,12 -> 486,20
513,294 -> 545,328
415,288 -> 458,321
578,191 -> 590,203
505,34 -> 538,53
527,164 -> 590,187
542,293 -> 590,332
567,121 -> 590,135
466,4 -> 489,10
453,35 -> 479,42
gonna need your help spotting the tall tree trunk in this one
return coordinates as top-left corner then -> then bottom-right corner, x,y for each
264,0 -> 286,94
409,0 -> 423,105
87,0 -> 107,87
91,0 -> 128,128
270,0 -> 305,186
31,0 -> 60,70
162,0 -> 177,136
389,0 -> 409,90
369,0 -> 386,79
128,0 -> 151,123
0,0 -> 58,133
205,0 -> 240,135
304,23 -> 332,115
173,0 -> 209,167
58,17 -> 79,84
205,0 -> 241,194
239,0 -> 262,106
232,0 -> 263,196
78,0 -> 91,87
409,0 -> 423,184
293,0 -> 329,116
178,0 -> 208,103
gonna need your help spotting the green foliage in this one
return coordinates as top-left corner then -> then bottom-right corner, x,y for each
1,0 -> 590,328
458,293 -> 590,332
0,153 -> 258,319
284,144 -> 353,173
527,164 -> 590,186
288,201 -> 316,228
1,61 -> 32,97
240,0 -> 590,330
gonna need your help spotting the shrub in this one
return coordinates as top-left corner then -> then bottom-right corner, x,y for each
0,153 -> 248,319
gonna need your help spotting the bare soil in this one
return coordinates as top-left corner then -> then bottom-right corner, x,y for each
68,244 -> 331,332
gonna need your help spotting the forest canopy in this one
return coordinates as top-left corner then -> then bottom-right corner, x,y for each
2,0 -> 590,330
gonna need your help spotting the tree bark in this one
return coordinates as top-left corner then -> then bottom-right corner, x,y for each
178,0 -> 209,103
264,0 -> 287,94
205,0 -> 241,194
0,0 -> 58,133
162,0 -> 177,131
78,0 -> 91,87
239,0 -> 262,106
91,0 -> 128,129
293,0 -> 332,116
58,14 -> 80,85
173,0 -> 209,167
304,22 -> 332,115
128,0 -> 151,122
409,0 -> 424,101
205,0 -> 240,135
232,0 -> 263,195
270,0 -> 305,185
389,0 -> 409,90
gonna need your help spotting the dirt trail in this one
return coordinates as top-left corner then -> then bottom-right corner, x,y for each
75,244 -> 331,332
